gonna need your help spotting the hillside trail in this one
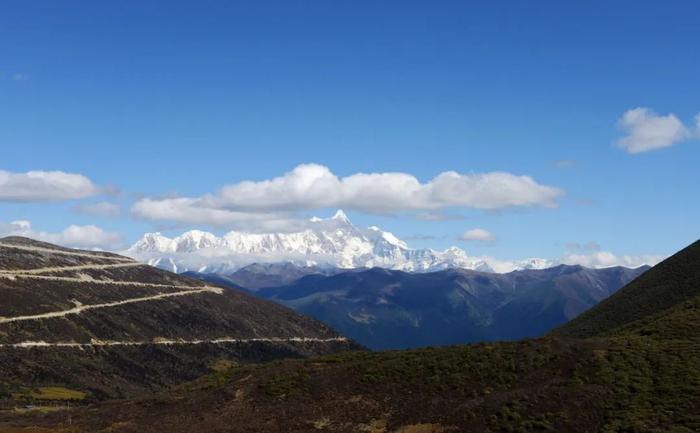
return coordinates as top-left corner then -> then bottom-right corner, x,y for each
0,243 -> 133,262
0,286 -> 224,324
0,262 -> 143,275
0,245 -> 349,349
0,336 -> 348,348
0,271 -> 210,290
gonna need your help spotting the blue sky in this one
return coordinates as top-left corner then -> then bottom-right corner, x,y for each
1,0 -> 699,265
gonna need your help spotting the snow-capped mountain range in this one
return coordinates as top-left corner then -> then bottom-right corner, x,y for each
127,210 -> 555,274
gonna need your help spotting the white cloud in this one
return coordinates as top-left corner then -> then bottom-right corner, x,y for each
0,170 -> 100,202
561,251 -> 663,269
459,228 -> 495,243
455,249 -> 661,273
0,220 -> 123,250
132,164 -> 563,228
74,201 -> 121,217
213,164 -> 563,212
617,107 -> 691,154
131,198 -> 307,232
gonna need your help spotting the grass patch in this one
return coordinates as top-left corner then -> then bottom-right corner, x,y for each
12,386 -> 86,401
13,405 -> 70,414
262,368 -> 310,398
210,359 -> 236,374
181,358 -> 240,391
0,428 -> 74,433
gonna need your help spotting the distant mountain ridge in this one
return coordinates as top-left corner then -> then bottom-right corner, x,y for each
192,263 -> 648,349
127,210 -> 556,274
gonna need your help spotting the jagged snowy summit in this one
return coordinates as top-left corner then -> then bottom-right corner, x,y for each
127,210 -> 554,274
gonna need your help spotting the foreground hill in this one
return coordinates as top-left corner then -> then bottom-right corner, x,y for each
7,238 -> 698,432
0,237 -> 355,400
202,265 -> 647,349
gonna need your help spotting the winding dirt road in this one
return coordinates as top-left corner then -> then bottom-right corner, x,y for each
0,272 -> 210,290
0,261 -> 143,275
0,243 -> 133,261
0,286 -> 224,324
0,245 -> 346,350
1,336 -> 348,348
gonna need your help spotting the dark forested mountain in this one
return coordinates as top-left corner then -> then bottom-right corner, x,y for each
8,239 -> 699,433
229,265 -> 648,349
0,237 -> 356,400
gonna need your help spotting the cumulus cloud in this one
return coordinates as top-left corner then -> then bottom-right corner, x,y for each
475,249 -> 662,273
459,228 -> 495,243
561,251 -> 663,269
213,164 -> 562,212
74,201 -> 121,217
616,107 -> 691,154
132,164 -> 563,228
0,170 -> 100,202
131,198 -> 308,232
559,240 -> 662,268
0,220 -> 123,250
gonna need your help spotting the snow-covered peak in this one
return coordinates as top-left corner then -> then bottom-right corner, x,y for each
126,211 -> 558,275
515,258 -> 555,270
172,230 -> 220,252
331,209 -> 350,222
128,232 -> 174,253
444,246 -> 469,257
366,226 -> 408,249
